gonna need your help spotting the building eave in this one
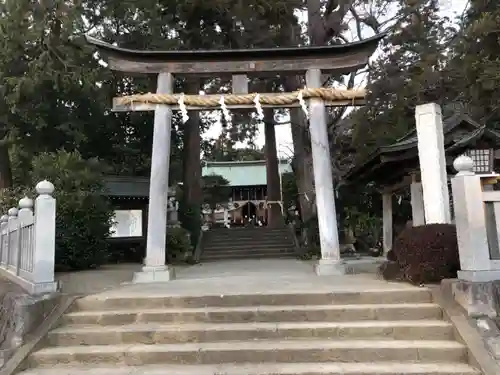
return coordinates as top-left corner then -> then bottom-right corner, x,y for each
343,115 -> 496,185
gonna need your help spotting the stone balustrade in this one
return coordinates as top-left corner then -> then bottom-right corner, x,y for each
451,155 -> 500,282
0,180 -> 58,294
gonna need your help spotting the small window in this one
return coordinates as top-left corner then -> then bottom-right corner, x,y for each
110,210 -> 143,238
465,149 -> 493,174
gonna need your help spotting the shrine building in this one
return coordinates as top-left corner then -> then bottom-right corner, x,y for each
201,160 -> 292,225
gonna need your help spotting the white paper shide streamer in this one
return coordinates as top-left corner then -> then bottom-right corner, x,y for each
177,93 -> 189,124
253,94 -> 264,120
297,89 -> 309,119
219,95 -> 232,126
178,93 -> 189,123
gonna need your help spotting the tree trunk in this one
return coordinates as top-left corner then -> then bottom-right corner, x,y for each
289,107 -> 316,217
283,21 -> 317,231
263,109 -> 284,228
284,74 -> 317,223
182,80 -> 203,209
0,141 -> 12,189
282,0 -> 353,242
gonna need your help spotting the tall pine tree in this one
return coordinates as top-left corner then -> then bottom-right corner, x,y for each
447,0 -> 500,127
351,0 -> 453,154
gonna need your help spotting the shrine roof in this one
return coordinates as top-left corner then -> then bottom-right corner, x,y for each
202,160 -> 292,187
103,176 -> 175,198
85,34 -> 386,75
343,113 -> 500,186
86,34 -> 385,61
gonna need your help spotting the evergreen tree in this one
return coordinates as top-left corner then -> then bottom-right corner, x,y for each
351,0 -> 453,155
0,0 -> 112,185
447,0 -> 500,127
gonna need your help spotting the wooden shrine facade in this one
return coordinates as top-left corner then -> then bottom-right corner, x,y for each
86,33 -> 385,281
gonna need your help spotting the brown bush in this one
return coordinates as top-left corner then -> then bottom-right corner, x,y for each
386,249 -> 397,262
378,261 -> 404,281
382,224 -> 460,284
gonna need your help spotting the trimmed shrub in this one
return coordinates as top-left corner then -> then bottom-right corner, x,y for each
386,249 -> 397,262
30,151 -> 114,271
166,227 -> 192,262
381,224 -> 460,284
179,202 -> 202,247
0,151 -> 114,271
378,261 -> 404,281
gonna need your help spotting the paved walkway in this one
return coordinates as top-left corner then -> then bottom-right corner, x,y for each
77,259 -> 419,300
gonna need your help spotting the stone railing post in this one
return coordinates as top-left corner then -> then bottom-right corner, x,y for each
7,207 -> 19,272
18,197 -> 34,222
32,180 -> 58,294
18,196 -> 34,271
223,207 -> 229,228
0,214 -> 7,265
451,156 -> 494,282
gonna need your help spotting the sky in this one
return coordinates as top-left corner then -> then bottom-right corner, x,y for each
202,0 -> 469,159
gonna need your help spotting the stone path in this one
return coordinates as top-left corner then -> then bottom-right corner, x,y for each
87,258 -> 410,299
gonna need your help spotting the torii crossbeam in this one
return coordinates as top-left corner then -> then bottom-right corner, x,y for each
86,34 -> 385,282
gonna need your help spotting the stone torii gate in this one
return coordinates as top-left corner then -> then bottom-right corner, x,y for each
86,34 -> 384,282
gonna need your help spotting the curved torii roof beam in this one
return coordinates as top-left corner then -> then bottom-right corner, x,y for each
85,33 -> 386,76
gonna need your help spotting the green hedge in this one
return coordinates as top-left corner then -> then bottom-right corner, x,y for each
0,150 -> 114,271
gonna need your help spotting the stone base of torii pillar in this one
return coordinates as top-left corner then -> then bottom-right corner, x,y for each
314,259 -> 346,276
133,265 -> 176,283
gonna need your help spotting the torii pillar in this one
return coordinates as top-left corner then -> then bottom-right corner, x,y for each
306,69 -> 344,275
134,72 -> 176,282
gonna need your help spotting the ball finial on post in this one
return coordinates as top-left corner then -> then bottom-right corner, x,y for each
35,180 -> 55,196
453,155 -> 474,176
8,207 -> 18,217
19,196 -> 34,210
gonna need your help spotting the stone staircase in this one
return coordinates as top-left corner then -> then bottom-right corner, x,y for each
200,227 -> 297,261
18,287 -> 481,375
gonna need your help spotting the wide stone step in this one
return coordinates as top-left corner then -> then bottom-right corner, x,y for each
47,320 -> 454,346
203,230 -> 292,239
201,250 -> 296,261
203,237 -> 293,244
205,230 -> 292,236
203,239 -> 295,248
202,247 -> 295,254
202,243 -> 295,251
28,340 -> 468,367
62,303 -> 442,325
73,289 -> 433,310
17,362 -> 482,375
208,228 -> 291,233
